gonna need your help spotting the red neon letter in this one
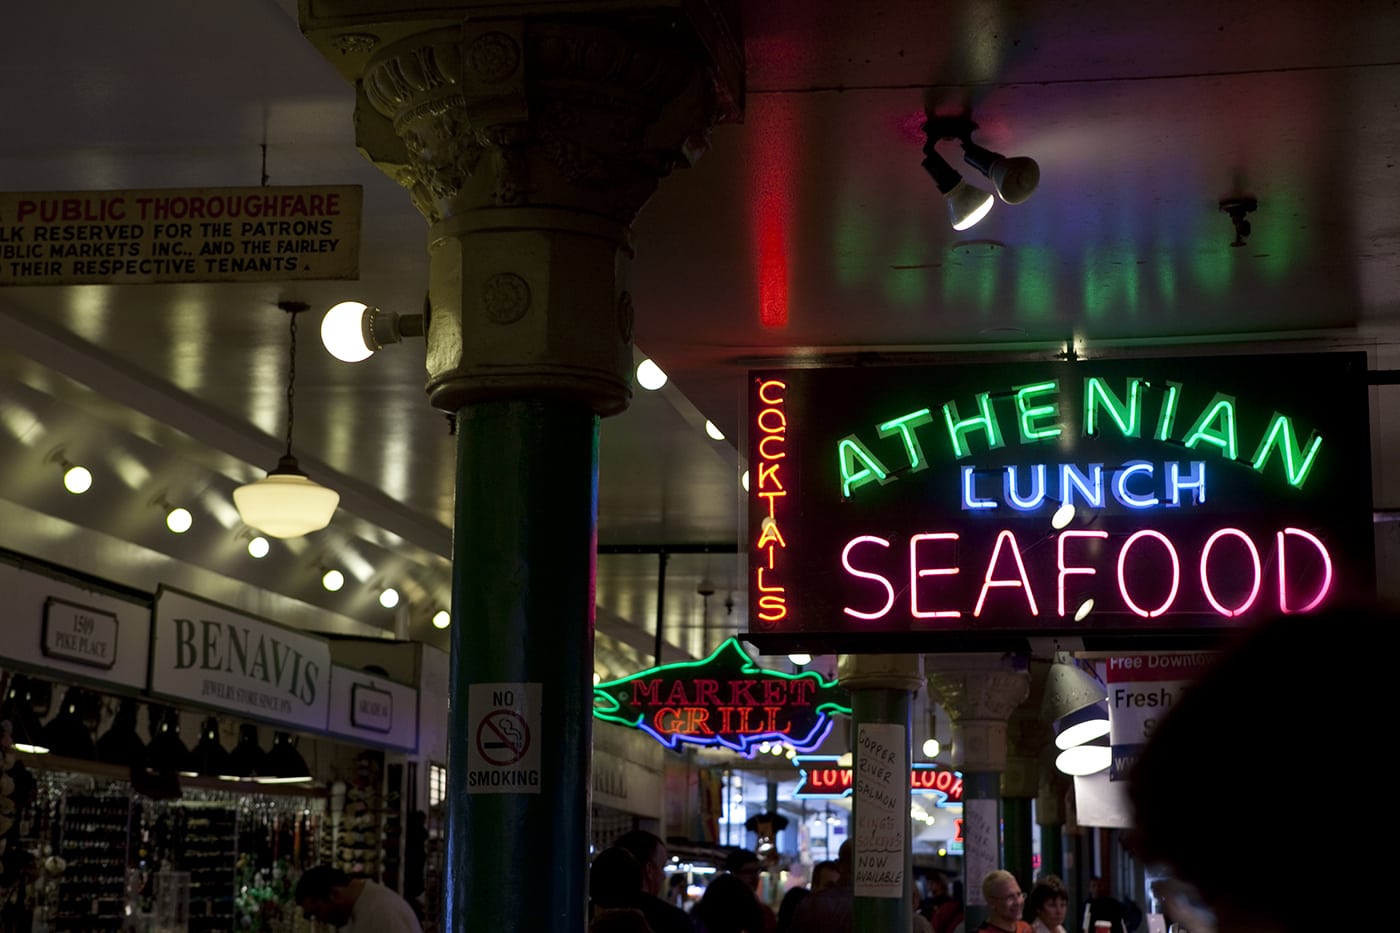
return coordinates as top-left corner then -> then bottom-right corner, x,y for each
1117,529 -> 1180,618
1200,527 -> 1261,617
974,530 -> 1039,617
910,532 -> 961,618
1057,530 -> 1108,617
1278,527 -> 1333,613
842,536 -> 895,620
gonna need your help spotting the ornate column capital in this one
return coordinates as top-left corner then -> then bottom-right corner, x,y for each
838,653 -> 925,693
925,654 -> 1030,774
298,0 -> 743,415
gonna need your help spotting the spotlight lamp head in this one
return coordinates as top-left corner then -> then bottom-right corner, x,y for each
923,113 -> 1040,223
959,138 -> 1041,205
921,141 -> 995,231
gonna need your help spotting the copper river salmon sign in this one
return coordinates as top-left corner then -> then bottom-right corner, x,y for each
0,185 -> 361,285
592,637 -> 851,757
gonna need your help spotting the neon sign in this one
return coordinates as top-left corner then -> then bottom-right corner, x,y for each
793,755 -> 964,804
747,353 -> 1373,649
592,637 -> 851,756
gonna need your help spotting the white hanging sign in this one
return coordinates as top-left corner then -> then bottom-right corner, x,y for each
150,587 -> 331,731
326,664 -> 419,752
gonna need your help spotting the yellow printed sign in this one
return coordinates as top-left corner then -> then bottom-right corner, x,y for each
0,185 -> 361,285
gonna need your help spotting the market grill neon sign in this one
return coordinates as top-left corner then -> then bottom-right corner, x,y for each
592,638 -> 851,756
748,355 -> 1371,639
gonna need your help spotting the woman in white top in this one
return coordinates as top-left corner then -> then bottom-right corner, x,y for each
1026,876 -> 1070,933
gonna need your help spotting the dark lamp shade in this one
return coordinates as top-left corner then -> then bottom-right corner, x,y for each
259,731 -> 311,783
191,717 -> 233,777
2,698 -> 50,755
41,709 -> 96,759
147,714 -> 193,774
97,717 -> 146,768
226,723 -> 267,779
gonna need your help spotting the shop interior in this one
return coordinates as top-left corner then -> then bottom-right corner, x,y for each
0,670 -> 437,933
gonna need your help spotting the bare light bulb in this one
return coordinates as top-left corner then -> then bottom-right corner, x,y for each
379,587 -> 400,609
636,358 -> 667,391
321,301 -> 374,362
432,610 -> 450,630
704,420 -> 725,441
166,507 -> 193,534
63,464 -> 93,494
247,536 -> 270,559
322,569 -> 344,592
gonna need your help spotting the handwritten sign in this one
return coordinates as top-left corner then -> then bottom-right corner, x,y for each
0,185 -> 361,285
962,797 -> 999,906
853,723 -> 906,898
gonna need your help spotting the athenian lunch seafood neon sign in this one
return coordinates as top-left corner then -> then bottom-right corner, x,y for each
749,354 -> 1373,643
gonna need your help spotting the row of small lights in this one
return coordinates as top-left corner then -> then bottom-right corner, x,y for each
52,459 -> 451,631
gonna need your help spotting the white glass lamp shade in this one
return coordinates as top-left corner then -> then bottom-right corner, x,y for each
234,467 -> 340,538
321,301 -> 373,362
1055,742 -> 1110,776
1054,703 -> 1111,750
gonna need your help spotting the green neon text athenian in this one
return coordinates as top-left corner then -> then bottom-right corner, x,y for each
941,393 -> 1005,459
1182,393 -> 1239,461
838,435 -> 890,499
1250,411 -> 1322,488
1015,381 -> 1062,443
878,408 -> 935,473
1084,376 -> 1142,439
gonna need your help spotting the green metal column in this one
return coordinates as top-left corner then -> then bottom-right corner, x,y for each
1040,821 -> 1064,881
842,654 -> 923,933
1002,797 -> 1033,891
447,399 -> 599,930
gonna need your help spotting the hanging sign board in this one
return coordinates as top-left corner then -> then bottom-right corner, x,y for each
852,722 -> 906,898
592,637 -> 851,757
326,664 -> 419,752
0,185 -> 361,285
1104,652 -> 1216,781
0,552 -> 150,690
150,587 -> 331,731
747,352 -> 1373,653
793,755 -> 963,805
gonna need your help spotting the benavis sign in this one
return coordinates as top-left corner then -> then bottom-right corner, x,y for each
747,352 -> 1374,652
150,587 -> 331,731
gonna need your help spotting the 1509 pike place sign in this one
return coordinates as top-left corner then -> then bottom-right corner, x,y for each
747,352 -> 1374,652
151,587 -> 330,731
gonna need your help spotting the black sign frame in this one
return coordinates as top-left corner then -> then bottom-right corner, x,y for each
746,352 -> 1374,654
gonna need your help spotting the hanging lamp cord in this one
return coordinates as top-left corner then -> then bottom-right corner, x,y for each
284,309 -> 298,459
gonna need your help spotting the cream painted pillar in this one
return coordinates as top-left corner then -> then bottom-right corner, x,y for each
926,655 -> 1029,931
298,4 -> 742,929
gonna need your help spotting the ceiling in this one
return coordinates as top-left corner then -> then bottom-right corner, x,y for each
2,0 -> 1399,677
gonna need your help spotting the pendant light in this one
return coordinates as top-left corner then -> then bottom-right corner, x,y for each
233,301 -> 340,538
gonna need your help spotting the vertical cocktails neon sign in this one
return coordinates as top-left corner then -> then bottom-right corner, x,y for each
747,354 -> 1373,648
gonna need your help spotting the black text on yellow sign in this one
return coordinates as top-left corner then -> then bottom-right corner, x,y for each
0,185 -> 361,285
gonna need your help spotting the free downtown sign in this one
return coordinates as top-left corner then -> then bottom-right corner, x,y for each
747,352 -> 1375,652
592,637 -> 850,757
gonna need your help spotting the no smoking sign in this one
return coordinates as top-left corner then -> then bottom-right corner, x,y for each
466,683 -> 542,794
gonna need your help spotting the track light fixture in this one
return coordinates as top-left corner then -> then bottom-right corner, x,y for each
321,297 -> 426,363
922,114 -> 1040,229
1219,196 -> 1257,248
